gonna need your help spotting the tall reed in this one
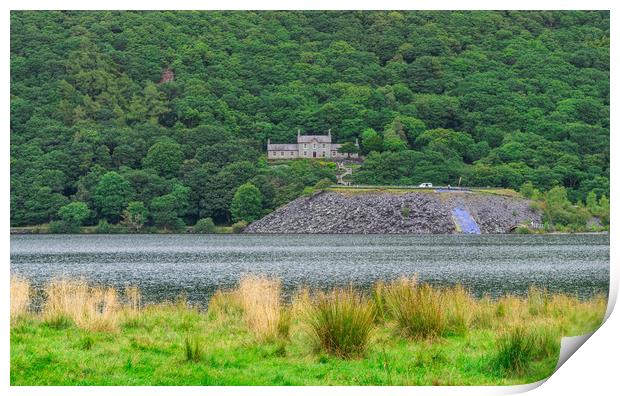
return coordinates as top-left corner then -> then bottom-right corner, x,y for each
207,289 -> 243,321
442,284 -> 475,336
10,276 -> 31,321
305,287 -> 376,358
237,275 -> 288,340
383,278 -> 445,339
42,278 -> 119,332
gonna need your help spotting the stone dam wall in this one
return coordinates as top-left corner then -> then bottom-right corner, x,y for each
244,190 -> 542,234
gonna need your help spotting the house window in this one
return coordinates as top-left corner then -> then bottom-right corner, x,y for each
322,144 -> 325,148
304,151 -> 307,156
281,152 -> 284,156
304,144 -> 307,148
332,151 -> 336,156
322,152 -> 325,157
290,152 -> 294,156
314,143 -> 316,149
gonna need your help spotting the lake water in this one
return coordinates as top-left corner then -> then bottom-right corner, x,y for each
10,234 -> 609,305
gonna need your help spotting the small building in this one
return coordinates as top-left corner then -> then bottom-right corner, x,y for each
267,129 -> 359,160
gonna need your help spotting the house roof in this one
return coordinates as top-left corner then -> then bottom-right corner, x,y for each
297,135 -> 332,143
268,144 -> 298,151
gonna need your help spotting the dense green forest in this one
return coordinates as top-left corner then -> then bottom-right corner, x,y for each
10,11 -> 609,229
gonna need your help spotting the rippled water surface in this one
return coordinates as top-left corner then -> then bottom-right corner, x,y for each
11,234 -> 609,305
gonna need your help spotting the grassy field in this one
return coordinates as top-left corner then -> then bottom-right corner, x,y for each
10,276 -> 606,386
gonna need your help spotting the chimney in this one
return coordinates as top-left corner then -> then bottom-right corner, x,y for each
297,128 -> 301,137
267,138 -> 271,146
355,138 -> 359,146
328,128 -> 332,138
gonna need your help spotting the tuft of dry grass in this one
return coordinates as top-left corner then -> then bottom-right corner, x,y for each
304,287 -> 376,358
237,275 -> 288,340
383,278 -> 446,339
207,289 -> 243,322
42,278 -> 120,332
10,276 -> 31,322
120,286 -> 143,327
472,294 -> 496,329
442,284 -> 476,335
124,286 -> 141,311
527,286 -> 549,316
290,286 -> 311,320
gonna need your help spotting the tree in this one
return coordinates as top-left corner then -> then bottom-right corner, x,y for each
143,139 -> 184,178
150,194 -> 184,231
22,187 -> 68,225
230,182 -> 263,223
58,201 -> 90,232
8,11 -> 610,228
337,142 -> 359,158
194,217 -> 216,233
94,172 -> 133,223
122,201 -> 148,232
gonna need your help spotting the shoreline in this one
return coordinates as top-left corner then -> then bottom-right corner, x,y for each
10,227 -> 609,236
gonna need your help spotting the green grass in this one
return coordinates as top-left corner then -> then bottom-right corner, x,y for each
10,282 -> 606,386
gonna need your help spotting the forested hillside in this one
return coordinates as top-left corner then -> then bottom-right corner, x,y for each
10,11 -> 609,228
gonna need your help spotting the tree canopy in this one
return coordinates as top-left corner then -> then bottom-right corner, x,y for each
10,11 -> 609,227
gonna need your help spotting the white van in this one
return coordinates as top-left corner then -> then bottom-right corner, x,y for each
418,183 -> 433,188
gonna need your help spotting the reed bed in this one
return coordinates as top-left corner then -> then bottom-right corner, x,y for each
237,275 -> 289,340
42,278 -> 120,332
10,276 -> 31,321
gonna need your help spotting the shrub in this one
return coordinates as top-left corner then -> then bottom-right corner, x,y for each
232,220 -> 248,233
184,336 -> 203,362
383,278 -> 445,339
49,220 -> 69,234
96,219 -> 111,234
238,275 -> 286,340
313,178 -> 333,190
302,186 -> 315,197
401,207 -> 411,218
515,225 -> 532,234
194,217 -> 216,234
10,276 -> 30,321
58,201 -> 90,231
305,287 -> 376,358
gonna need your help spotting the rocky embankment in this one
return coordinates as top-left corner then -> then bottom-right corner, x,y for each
244,190 -> 541,234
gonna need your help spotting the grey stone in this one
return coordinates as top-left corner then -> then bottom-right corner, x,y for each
244,191 -> 542,234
